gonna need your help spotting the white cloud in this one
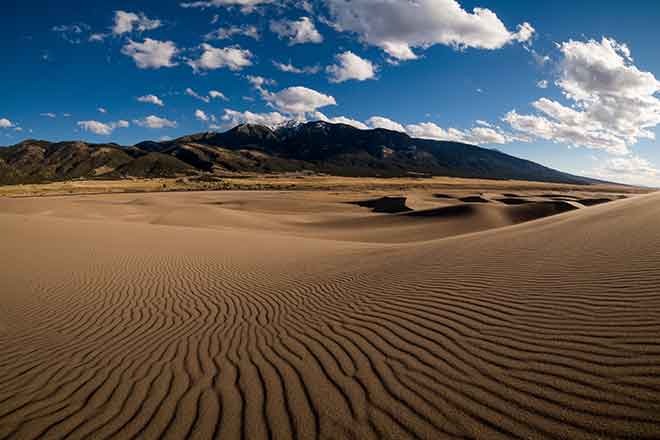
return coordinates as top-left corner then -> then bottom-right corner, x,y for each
506,37 -> 660,155
406,121 -> 517,145
112,10 -> 161,35
185,87 -> 211,103
588,155 -> 660,187
514,22 -> 535,44
121,39 -> 179,69
98,107 -> 107,114
133,115 -> 177,129
270,17 -> 323,45
305,113 -> 522,145
263,86 -> 336,113
324,0 -> 534,60
537,80 -> 549,89
246,75 -> 276,91
89,33 -> 107,42
40,113 -> 57,118
187,44 -> 253,72
137,94 -> 164,106
185,88 -> 228,102
77,120 -> 130,135
367,116 -> 406,132
180,0 -> 272,13
327,51 -> 376,83
195,109 -> 210,122
273,61 -> 320,74
205,25 -> 260,40
0,118 -> 14,128
209,90 -> 229,101
78,121 -> 113,135
221,109 -> 288,128
559,39 -> 655,101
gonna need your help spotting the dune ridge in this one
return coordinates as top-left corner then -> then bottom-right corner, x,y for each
1,190 -> 660,439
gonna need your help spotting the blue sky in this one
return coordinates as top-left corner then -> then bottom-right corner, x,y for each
3,0 -> 660,185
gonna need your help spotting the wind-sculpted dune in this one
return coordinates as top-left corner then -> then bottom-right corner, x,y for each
1,189 -> 659,439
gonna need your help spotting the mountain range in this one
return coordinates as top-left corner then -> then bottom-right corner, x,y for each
0,121 -> 602,185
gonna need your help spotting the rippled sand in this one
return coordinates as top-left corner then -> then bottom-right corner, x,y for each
1,190 -> 659,439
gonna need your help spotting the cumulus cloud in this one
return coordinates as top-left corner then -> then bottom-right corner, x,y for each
588,155 -> 660,186
137,94 -> 164,106
301,113 -> 521,145
195,109 -> 211,122
215,108 -> 516,145
40,113 -> 57,118
187,44 -> 253,72
245,76 -> 337,119
186,88 -> 210,103
180,0 -> 272,13
324,0 -> 534,60
367,116 -> 406,132
0,118 -> 15,128
205,25 -> 260,40
327,51 -> 377,83
221,109 -> 289,128
186,88 -> 227,103
273,61 -> 321,74
98,107 -> 107,114
406,121 -> 518,145
505,37 -> 660,155
133,115 -> 177,129
537,80 -> 549,89
247,75 -> 276,92
112,11 -> 161,35
121,39 -> 179,69
209,90 -> 229,101
77,120 -> 130,135
263,86 -> 336,113
270,17 -> 323,45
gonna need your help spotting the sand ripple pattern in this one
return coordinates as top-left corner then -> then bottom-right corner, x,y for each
2,194 -> 660,439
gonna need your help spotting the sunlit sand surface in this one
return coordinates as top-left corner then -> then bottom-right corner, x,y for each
2,188 -> 660,439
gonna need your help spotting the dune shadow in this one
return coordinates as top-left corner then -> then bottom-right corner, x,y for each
507,201 -> 579,222
578,198 -> 614,206
405,204 -> 476,218
497,198 -> 532,205
459,196 -> 490,203
348,196 -> 413,214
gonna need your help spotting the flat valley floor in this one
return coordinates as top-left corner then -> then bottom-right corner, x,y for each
1,187 -> 660,439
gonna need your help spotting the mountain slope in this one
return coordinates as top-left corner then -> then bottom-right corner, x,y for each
0,121 -> 603,185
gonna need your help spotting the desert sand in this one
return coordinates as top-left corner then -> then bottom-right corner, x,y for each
1,186 -> 660,439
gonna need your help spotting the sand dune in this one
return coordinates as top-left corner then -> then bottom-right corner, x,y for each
1,189 -> 660,439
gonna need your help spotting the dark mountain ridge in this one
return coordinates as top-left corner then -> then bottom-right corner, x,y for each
0,121 -> 603,185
